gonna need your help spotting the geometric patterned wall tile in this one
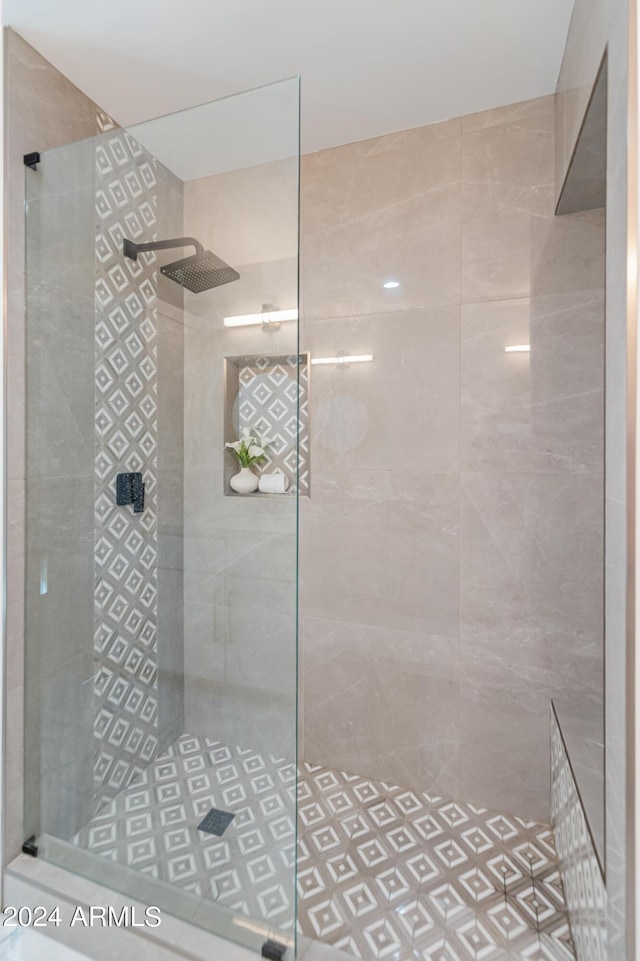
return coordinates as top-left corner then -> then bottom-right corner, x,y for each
93,127 -> 159,803
551,709 -> 607,961
224,353 -> 309,496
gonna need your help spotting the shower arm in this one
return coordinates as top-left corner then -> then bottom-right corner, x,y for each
123,236 -> 204,262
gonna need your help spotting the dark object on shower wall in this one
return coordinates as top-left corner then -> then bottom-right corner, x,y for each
22,835 -> 38,857
261,940 -> 287,961
116,472 -> 145,514
23,151 -> 40,170
123,236 -> 240,293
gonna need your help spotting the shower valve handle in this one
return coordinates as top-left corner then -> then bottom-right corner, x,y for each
116,472 -> 145,513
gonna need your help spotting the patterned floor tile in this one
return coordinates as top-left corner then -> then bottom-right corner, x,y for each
72,734 -> 297,927
71,736 -> 576,960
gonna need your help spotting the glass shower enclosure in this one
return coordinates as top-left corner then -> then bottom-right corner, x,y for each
23,79 -> 300,953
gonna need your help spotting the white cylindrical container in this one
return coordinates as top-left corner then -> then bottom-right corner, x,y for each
258,472 -> 289,494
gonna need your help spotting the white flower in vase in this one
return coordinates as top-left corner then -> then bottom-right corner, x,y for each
225,426 -> 272,493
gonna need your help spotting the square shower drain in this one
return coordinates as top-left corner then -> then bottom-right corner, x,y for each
197,808 -> 235,837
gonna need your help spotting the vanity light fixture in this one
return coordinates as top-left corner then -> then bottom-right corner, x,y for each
504,345 -> 531,353
383,280 -> 400,289
311,353 -> 374,366
223,307 -> 298,328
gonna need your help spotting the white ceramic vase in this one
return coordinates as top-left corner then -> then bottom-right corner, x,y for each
230,466 -> 259,494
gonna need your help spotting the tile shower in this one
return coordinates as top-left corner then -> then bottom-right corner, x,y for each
10,20 -> 610,961
296,91 -> 603,961
300,95 -> 604,821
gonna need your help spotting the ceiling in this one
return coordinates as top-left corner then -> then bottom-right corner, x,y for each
4,0 -> 575,156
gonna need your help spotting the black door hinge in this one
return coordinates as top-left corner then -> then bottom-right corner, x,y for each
262,941 -> 287,961
23,152 -> 40,171
22,835 -> 38,857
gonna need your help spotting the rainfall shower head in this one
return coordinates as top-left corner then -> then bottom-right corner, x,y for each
123,236 -> 240,293
161,250 -> 240,293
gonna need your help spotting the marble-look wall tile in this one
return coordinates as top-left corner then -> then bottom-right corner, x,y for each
186,532 -> 296,617
157,317 -> 185,474
38,653 -> 95,842
25,476 -> 94,684
6,30 -> 98,487
184,601 -> 296,699
461,291 -> 604,473
184,606 -> 296,761
23,125 -> 96,843
156,195 -> 185,755
183,160 -> 298,326
184,159 -> 298,269
23,413 -> 95,838
460,472 -> 603,691
301,470 -> 459,637
459,679 -> 552,822
306,118 -> 462,171
6,480 -> 26,695
25,182 -> 96,480
459,470 -> 603,819
461,95 -> 554,134
183,519 -> 297,757
182,162 -> 299,762
156,172 -> 186,314
156,599 -> 184,753
301,95 -> 605,819
184,469 -> 297,540
461,110 -> 555,303
531,206 -> 606,298
5,29 -> 102,864
307,306 -> 460,472
302,616 -> 459,797
303,133 -> 461,319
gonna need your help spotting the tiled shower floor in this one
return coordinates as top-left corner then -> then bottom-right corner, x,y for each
72,734 -> 575,961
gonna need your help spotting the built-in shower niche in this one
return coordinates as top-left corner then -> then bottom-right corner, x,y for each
223,352 -> 309,496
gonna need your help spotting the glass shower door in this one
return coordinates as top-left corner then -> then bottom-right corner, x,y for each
23,79 -> 300,954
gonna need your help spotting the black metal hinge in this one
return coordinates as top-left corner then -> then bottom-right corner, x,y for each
262,941 -> 287,961
22,835 -> 38,857
23,152 -> 40,171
